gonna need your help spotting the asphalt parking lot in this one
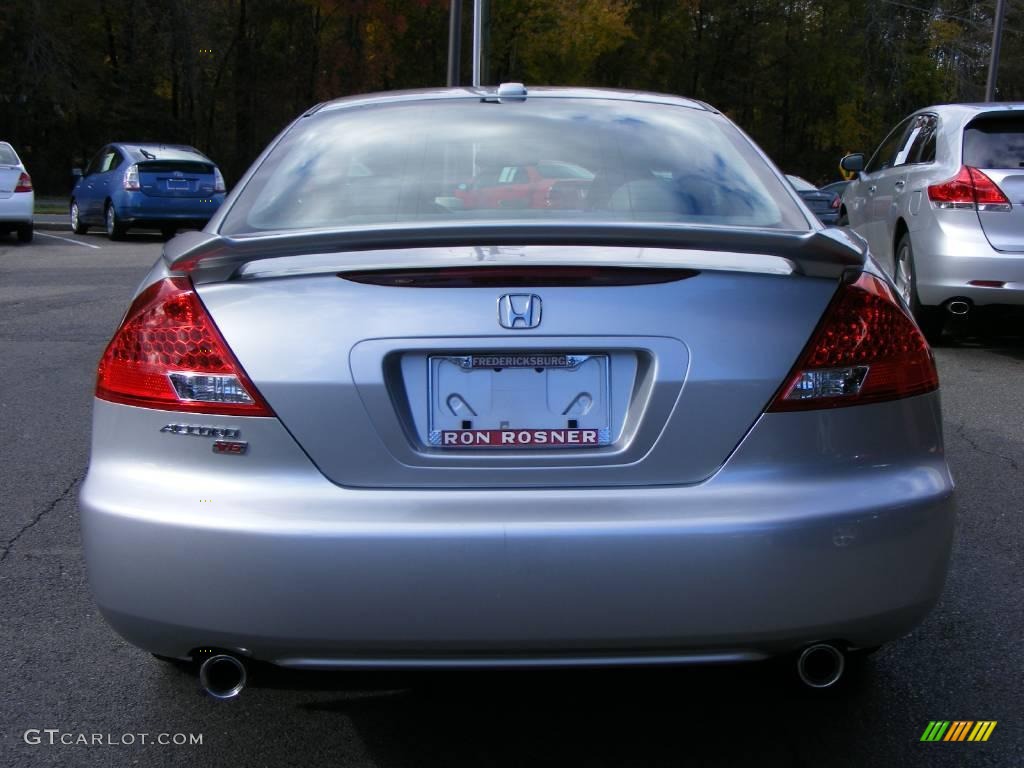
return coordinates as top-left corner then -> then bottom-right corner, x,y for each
0,232 -> 1021,768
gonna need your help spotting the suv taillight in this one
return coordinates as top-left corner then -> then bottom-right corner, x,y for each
96,277 -> 273,416
927,165 -> 1011,212
14,172 -> 32,192
768,272 -> 938,411
123,164 -> 141,191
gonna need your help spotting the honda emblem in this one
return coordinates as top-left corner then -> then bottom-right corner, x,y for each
497,294 -> 542,329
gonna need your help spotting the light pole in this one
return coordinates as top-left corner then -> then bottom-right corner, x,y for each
985,0 -> 1007,101
447,0 -> 462,87
472,0 -> 486,87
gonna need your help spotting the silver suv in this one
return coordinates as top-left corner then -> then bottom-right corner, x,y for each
839,103 -> 1023,340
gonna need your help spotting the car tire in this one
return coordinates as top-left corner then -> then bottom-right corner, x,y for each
16,224 -> 33,243
70,201 -> 89,234
105,203 -> 126,241
895,233 -> 943,344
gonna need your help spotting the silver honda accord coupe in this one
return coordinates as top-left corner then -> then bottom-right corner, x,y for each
80,85 -> 954,696
839,103 -> 1024,340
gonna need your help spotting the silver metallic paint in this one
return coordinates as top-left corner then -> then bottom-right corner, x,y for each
81,393 -> 953,665
194,263 -> 836,488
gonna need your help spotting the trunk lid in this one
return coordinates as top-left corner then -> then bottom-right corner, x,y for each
964,115 -> 1024,252
0,166 -> 21,200
196,245 -> 840,489
974,168 -> 1024,252
138,160 -> 217,198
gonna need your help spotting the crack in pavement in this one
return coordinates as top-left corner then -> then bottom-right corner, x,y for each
0,473 -> 82,564
953,422 -> 1021,472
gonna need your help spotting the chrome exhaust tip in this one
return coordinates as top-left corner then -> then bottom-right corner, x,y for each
946,299 -> 971,316
796,644 -> 845,689
198,654 -> 247,699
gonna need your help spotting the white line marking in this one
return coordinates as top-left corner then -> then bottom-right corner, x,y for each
36,231 -> 102,249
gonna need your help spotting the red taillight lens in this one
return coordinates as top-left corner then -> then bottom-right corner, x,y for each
927,165 -> 1011,211
768,272 -> 938,412
830,194 -> 841,209
14,172 -> 32,192
96,277 -> 273,416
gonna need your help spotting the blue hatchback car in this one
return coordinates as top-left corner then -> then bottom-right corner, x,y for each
70,143 -> 226,239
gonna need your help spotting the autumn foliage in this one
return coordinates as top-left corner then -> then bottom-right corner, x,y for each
0,0 -> 1020,193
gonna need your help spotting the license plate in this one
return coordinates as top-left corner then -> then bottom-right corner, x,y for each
166,179 -> 189,190
428,353 -> 611,449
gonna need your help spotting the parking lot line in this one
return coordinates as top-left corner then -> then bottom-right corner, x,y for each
35,232 -> 102,249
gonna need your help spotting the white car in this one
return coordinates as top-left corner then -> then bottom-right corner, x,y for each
0,141 -> 34,243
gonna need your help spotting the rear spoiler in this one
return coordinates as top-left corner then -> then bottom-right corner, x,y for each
164,222 -> 867,283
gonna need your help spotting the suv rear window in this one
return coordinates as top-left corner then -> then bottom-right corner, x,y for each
220,98 -> 808,235
963,117 -> 1024,169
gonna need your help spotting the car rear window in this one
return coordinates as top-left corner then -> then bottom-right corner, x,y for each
0,145 -> 19,165
963,117 -> 1024,169
220,98 -> 808,235
138,161 -> 214,175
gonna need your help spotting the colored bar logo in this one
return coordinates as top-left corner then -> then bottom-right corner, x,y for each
920,721 -> 997,742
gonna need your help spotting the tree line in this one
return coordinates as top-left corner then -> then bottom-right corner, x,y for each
1,0 -> 1020,194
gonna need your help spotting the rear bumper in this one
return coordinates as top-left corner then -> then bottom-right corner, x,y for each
114,192 -> 223,227
912,210 -> 1024,306
0,192 -> 34,224
80,395 -> 955,668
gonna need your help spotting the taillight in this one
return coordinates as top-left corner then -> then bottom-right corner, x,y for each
96,277 -> 273,416
213,167 -> 226,193
768,272 -> 938,411
14,172 -> 32,193
927,165 -> 1011,212
830,194 -> 841,210
123,163 -> 141,191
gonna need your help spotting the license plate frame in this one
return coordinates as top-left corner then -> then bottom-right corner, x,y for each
166,178 -> 190,191
427,352 -> 611,449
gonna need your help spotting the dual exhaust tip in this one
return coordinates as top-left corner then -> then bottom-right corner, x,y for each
198,654 -> 247,700
946,298 -> 971,316
795,643 -> 846,689
196,644 -> 848,698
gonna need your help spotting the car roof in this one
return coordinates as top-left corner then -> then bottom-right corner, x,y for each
902,102 -> 1024,135
314,86 -> 714,115
112,143 -> 212,163
913,102 -> 1024,119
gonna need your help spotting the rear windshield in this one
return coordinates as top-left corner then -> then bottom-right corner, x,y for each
139,161 -> 214,175
0,144 -> 19,165
963,117 -> 1024,169
220,98 -> 807,235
